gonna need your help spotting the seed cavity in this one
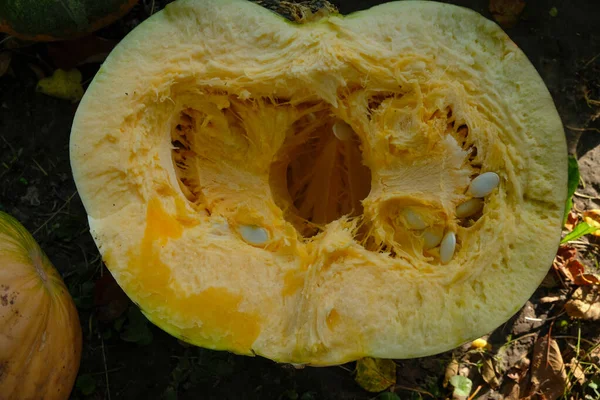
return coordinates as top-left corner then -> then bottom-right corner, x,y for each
239,225 -> 269,246
468,172 -> 499,198
439,231 -> 456,264
423,227 -> 443,249
402,209 -> 428,230
332,120 -> 354,141
456,198 -> 484,219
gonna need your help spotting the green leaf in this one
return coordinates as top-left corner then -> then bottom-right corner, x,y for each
449,375 -> 472,398
564,155 -> 580,223
120,306 -> 153,345
377,393 -> 401,400
561,222 -> 599,244
549,7 -> 558,17
76,374 -> 96,396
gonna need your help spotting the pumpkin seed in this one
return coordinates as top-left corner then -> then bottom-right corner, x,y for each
239,225 -> 269,245
468,172 -> 499,198
333,120 -> 354,141
402,209 -> 428,230
423,227 -> 443,249
456,198 -> 484,218
439,231 -> 456,264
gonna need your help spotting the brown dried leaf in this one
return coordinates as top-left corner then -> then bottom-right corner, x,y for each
0,52 -> 12,78
559,259 -> 584,281
583,209 -> 600,236
354,357 -> 396,393
444,358 -> 460,388
568,357 -> 586,386
565,286 -> 600,320
489,0 -> 526,28
575,273 -> 600,286
556,245 -> 577,262
528,337 -> 567,400
481,357 -> 501,389
565,211 -> 579,231
556,257 -> 600,286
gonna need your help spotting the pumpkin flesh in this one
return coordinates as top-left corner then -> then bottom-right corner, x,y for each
70,0 -> 567,365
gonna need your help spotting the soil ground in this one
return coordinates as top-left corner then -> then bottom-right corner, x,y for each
0,1 -> 599,399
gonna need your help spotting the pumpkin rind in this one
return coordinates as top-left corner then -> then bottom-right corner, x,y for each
70,0 -> 566,365
0,0 -> 138,41
0,212 -> 82,399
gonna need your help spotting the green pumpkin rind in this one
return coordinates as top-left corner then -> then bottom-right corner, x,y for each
0,0 -> 138,41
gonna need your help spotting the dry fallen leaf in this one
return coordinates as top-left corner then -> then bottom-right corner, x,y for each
583,209 -> 600,236
354,357 -> 396,393
556,245 -> 577,262
554,246 -> 600,286
481,357 -> 501,389
36,69 -> 84,103
562,259 -> 600,286
565,286 -> 600,320
528,337 -> 567,400
564,211 -> 579,231
444,358 -> 460,388
568,357 -> 586,386
489,0 -> 526,28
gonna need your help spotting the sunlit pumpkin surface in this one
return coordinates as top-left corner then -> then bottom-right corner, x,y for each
70,0 -> 567,365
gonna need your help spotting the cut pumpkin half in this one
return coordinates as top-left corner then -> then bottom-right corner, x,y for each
70,0 -> 567,365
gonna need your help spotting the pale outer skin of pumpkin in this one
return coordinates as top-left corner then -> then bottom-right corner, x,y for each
0,213 -> 82,399
70,0 -> 567,365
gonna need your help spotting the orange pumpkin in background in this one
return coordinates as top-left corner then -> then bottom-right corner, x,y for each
0,212 -> 82,400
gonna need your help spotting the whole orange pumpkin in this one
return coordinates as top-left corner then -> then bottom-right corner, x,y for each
0,212 -> 82,400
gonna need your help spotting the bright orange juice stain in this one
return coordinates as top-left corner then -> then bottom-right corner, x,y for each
127,198 -> 261,353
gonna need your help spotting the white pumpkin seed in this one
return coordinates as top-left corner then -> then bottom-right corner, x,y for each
239,225 -> 269,245
439,231 -> 456,264
468,172 -> 500,198
402,208 -> 428,230
456,198 -> 484,218
423,227 -> 443,249
332,120 -> 354,141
